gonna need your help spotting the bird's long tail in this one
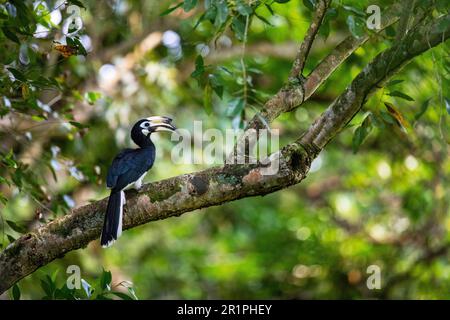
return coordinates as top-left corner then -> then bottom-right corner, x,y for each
100,190 -> 125,247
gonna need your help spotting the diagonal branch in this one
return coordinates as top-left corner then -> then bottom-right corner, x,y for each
289,0 -> 331,80
228,2 -> 402,163
0,12 -> 448,295
245,2 -> 403,133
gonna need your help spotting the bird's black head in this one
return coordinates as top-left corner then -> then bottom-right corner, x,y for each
131,116 -> 176,147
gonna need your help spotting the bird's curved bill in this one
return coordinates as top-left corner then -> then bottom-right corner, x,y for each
146,116 -> 176,132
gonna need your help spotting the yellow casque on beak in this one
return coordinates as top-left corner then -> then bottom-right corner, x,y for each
146,116 -> 176,132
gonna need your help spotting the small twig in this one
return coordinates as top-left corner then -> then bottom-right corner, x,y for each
289,0 -> 331,80
240,15 -> 250,122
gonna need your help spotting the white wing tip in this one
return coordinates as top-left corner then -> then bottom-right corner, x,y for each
101,239 -> 115,248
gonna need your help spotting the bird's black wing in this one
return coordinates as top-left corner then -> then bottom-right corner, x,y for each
106,148 -> 153,190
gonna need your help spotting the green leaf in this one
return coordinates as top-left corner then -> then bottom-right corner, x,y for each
433,16 -> 450,34
236,0 -> 252,16
6,234 -> 15,244
319,8 -> 338,38
7,68 -> 26,82
69,121 -> 89,129
40,275 -> 56,299
226,98 -> 244,117
31,115 -> 47,122
127,287 -> 138,300
183,0 -> 197,12
2,149 -> 17,168
342,5 -> 365,17
100,269 -> 112,290
68,0 -> 86,9
208,74 -> 224,98
255,13 -> 273,26
72,37 -> 87,56
215,0 -> 229,27
274,0 -> 291,3
231,17 -> 246,40
352,114 -> 372,153
414,98 -> 431,121
388,90 -> 414,101
2,27 -> 20,44
204,4 -> 217,21
203,83 -> 213,115
386,79 -> 404,87
160,2 -> 183,16
380,111 -> 397,124
85,91 -> 102,105
12,284 -> 21,300
193,12 -> 206,29
191,55 -> 205,78
346,15 -> 365,38
265,4 -> 275,15
109,291 -> 134,300
6,220 -> 27,234
303,0 -> 316,11
0,192 -> 8,205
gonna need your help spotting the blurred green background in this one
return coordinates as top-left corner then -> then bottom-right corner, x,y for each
0,0 -> 449,299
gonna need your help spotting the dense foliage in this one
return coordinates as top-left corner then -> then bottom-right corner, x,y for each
0,0 -> 449,299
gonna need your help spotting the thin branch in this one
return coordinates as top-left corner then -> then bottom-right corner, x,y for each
227,2 -> 402,164
289,0 -> 331,79
300,14 -> 449,149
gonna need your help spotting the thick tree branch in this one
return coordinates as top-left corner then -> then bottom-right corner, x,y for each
245,2 -> 402,133
229,2 -> 401,163
0,13 -> 448,295
300,15 -> 449,148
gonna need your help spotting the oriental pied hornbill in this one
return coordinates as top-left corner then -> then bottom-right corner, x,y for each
100,116 -> 176,247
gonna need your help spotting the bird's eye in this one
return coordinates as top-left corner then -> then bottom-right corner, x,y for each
144,122 -> 150,127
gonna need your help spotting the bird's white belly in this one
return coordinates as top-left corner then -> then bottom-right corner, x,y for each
124,172 -> 147,190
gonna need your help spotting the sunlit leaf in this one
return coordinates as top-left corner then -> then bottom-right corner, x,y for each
100,269 -> 112,291
160,2 -> 183,16
85,91 -> 102,105
388,90 -> 414,101
384,102 -> 410,131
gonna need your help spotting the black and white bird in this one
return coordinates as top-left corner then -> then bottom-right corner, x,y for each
100,116 -> 176,247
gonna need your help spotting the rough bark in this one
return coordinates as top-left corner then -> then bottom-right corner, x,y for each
0,11 -> 448,295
